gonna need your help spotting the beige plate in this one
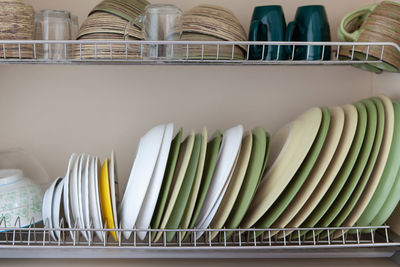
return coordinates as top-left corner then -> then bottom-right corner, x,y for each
210,131 -> 253,239
334,95 -> 395,238
275,106 -> 345,238
241,107 -> 323,228
287,105 -> 358,232
153,131 -> 195,242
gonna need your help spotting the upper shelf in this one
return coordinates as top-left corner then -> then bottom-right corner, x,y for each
0,40 -> 399,66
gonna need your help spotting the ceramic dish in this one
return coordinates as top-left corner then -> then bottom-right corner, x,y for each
153,131 -> 196,242
136,123 -> 174,240
89,156 -> 104,241
289,105 -> 357,237
364,101 -> 400,227
63,154 -> 78,240
77,154 -> 89,241
241,108 -> 322,228
42,177 -> 62,241
151,129 -> 183,235
180,128 -> 208,238
119,124 -> 165,240
109,151 -> 119,238
210,131 -> 253,239
52,178 -> 65,241
225,127 -> 269,235
82,155 -> 91,241
195,125 -> 244,231
337,96 -> 394,237
70,154 -> 85,238
259,107 -> 332,237
165,134 -> 202,242
299,102 -> 367,238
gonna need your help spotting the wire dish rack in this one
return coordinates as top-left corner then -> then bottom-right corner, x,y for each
0,217 -> 399,259
0,40 -> 398,65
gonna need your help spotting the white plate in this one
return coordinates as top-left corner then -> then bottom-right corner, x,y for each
119,124 -> 165,240
136,123 -> 174,240
43,177 -> 62,241
82,155 -> 91,241
89,156 -> 104,241
109,150 -> 119,235
52,178 -> 64,241
63,154 -> 78,240
195,125 -> 244,230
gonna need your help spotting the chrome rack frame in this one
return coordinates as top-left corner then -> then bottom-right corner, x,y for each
0,40 -> 398,65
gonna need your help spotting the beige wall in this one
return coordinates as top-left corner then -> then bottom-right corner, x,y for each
0,0 -> 399,265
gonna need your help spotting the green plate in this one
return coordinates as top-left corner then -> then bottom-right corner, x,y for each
298,102 -> 367,238
224,127 -> 268,233
327,98 -> 384,232
368,101 -> 400,227
165,134 -> 202,241
187,131 -> 222,231
313,98 -> 378,237
151,129 -> 183,231
254,108 -> 330,235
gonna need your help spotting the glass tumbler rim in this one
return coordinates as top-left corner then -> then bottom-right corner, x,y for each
36,9 -> 72,19
144,4 -> 183,14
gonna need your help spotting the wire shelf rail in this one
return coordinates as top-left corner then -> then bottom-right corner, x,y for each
0,40 -> 398,65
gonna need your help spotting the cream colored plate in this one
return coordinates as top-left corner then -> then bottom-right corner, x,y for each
241,107 -> 322,228
286,105 -> 358,232
210,131 -> 253,239
335,95 -> 394,238
153,131 -> 195,242
275,106 -> 345,238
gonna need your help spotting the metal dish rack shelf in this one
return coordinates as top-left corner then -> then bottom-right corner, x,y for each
0,221 -> 399,259
0,40 -> 398,65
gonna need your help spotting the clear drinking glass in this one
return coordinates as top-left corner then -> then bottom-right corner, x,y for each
70,15 -> 79,40
35,10 -> 72,60
125,4 -> 183,59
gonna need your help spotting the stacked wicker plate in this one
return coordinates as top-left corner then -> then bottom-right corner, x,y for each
0,0 -> 34,58
72,0 -> 150,60
182,4 -> 247,60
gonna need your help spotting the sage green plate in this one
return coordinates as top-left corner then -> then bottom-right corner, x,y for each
224,127 -> 269,233
326,98 -> 384,235
254,108 -> 330,236
313,98 -> 378,238
187,131 -> 222,232
165,134 -> 202,242
151,129 -> 183,233
298,102 -> 367,238
370,103 -> 400,226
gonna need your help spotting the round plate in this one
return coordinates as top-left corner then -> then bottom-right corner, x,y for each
109,150 -> 119,237
52,178 -> 65,241
136,123 -> 174,240
315,98 -> 378,237
289,105 -> 357,237
340,96 -> 394,236
82,155 -> 91,241
195,125 -> 244,231
242,108 -> 323,228
89,156 -> 103,241
180,128 -> 208,237
100,158 -> 117,241
153,130 -> 195,242
151,129 -> 183,234
63,154 -> 78,240
119,124 -> 165,240
225,127 -> 269,235
43,177 -> 62,241
299,102 -> 367,238
166,133 -> 202,242
210,131 -> 253,239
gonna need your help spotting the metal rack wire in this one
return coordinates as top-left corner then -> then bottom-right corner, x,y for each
0,40 -> 398,65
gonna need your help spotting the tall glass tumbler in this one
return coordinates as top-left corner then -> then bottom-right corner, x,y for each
125,4 -> 183,59
71,15 -> 79,40
35,10 -> 72,60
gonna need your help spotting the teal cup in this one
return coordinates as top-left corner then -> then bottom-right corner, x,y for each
285,5 -> 331,60
249,5 -> 287,60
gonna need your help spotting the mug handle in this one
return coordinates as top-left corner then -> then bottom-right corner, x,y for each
249,20 -> 268,59
124,14 -> 144,40
338,4 -> 378,41
285,21 -> 296,58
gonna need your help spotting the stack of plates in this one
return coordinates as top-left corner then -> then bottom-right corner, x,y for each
0,0 -> 34,58
44,95 -> 400,242
72,0 -> 150,60
182,4 -> 247,60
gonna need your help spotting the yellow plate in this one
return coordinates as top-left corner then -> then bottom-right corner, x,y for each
100,158 -> 118,241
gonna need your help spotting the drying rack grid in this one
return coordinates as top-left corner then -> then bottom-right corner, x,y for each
0,40 -> 398,65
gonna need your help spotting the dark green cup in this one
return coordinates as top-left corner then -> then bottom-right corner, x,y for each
249,5 -> 287,60
285,5 -> 331,60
